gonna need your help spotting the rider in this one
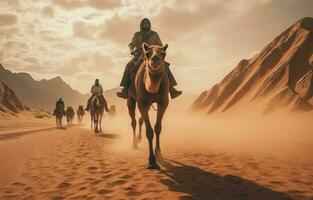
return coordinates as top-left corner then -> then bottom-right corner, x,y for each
85,79 -> 103,111
116,18 -> 182,99
53,98 -> 65,115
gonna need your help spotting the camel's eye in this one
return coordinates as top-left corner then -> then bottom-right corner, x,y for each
159,51 -> 166,59
145,50 -> 153,58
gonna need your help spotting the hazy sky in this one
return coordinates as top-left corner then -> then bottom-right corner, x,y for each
0,0 -> 312,94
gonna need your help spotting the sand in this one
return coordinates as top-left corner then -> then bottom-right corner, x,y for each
0,111 -> 54,135
0,111 -> 312,200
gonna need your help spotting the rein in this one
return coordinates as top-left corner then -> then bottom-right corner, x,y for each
151,103 -> 157,111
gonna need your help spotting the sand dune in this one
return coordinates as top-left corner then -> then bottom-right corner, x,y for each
191,17 -> 313,114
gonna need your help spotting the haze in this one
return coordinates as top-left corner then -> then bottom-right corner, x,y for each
0,0 -> 312,94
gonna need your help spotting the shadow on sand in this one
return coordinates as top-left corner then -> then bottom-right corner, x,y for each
96,133 -> 119,139
159,159 -> 293,200
0,126 -> 57,141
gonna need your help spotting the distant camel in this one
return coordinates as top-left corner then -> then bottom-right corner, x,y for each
54,106 -> 65,128
76,105 -> 85,124
89,94 -> 109,133
65,106 -> 75,126
127,43 -> 169,169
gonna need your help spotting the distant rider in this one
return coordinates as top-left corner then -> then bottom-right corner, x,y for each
53,98 -> 65,115
85,79 -> 103,111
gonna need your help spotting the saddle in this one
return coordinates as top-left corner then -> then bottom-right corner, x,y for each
91,94 -> 106,106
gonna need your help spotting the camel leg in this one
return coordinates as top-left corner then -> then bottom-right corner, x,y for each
90,113 -> 93,131
99,112 -> 103,133
94,113 -> 98,133
138,103 -> 159,169
137,117 -> 143,143
127,97 -> 138,149
155,102 -> 168,160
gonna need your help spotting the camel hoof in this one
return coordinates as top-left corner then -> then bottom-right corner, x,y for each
132,144 -> 139,150
146,162 -> 160,170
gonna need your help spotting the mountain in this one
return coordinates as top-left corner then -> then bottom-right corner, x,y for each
0,81 -> 24,115
191,17 -> 313,114
0,64 -> 89,111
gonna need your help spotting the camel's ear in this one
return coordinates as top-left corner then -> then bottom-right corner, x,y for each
162,44 -> 168,52
142,42 -> 150,53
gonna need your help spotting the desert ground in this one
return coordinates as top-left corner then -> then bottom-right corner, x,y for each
0,110 -> 312,200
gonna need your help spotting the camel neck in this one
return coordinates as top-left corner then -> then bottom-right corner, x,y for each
144,64 -> 164,94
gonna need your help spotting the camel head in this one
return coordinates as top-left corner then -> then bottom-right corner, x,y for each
142,42 -> 168,93
142,43 -> 168,74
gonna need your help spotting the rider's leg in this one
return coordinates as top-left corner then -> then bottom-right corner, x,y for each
117,60 -> 133,99
166,62 -> 182,99
117,55 -> 143,99
86,94 -> 95,111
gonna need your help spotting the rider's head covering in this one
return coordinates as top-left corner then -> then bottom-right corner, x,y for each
59,98 -> 62,101
95,79 -> 99,85
140,18 -> 151,32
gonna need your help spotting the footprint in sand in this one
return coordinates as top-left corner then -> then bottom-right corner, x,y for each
87,166 -> 98,171
110,179 -> 127,186
57,182 -> 71,188
120,175 -> 132,179
23,186 -> 32,191
126,190 -> 140,196
97,188 -> 112,194
11,182 -> 25,187
79,186 -> 86,191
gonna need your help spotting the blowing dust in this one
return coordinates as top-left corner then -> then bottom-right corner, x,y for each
81,105 -> 313,163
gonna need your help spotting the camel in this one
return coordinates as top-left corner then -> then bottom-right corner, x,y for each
54,106 -> 64,128
65,106 -> 75,126
76,105 -> 85,124
127,42 -> 169,169
89,94 -> 109,133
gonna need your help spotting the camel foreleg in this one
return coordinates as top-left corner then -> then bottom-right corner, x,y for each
155,102 -> 168,160
138,103 -> 159,169
127,97 -> 138,149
